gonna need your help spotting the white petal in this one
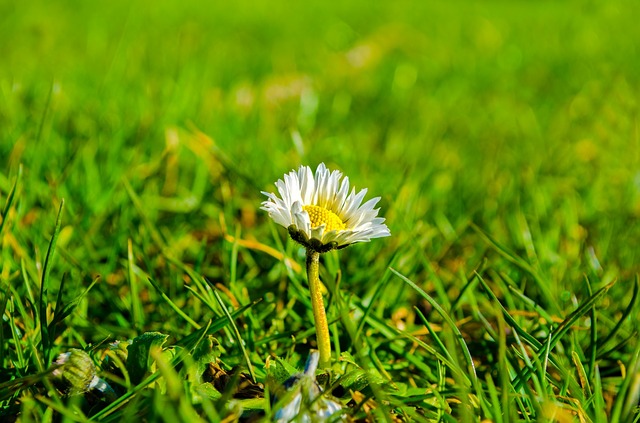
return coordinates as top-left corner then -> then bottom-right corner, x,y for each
299,165 -> 314,204
340,188 -> 368,223
262,163 -> 390,248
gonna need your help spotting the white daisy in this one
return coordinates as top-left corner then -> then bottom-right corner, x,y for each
261,163 -> 390,253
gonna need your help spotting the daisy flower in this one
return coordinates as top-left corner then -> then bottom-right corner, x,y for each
261,163 -> 390,253
262,163 -> 391,369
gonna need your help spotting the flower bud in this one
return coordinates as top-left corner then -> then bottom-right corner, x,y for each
52,349 -> 115,400
52,349 -> 97,395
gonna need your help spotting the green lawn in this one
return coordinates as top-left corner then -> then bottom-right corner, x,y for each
1,0 -> 640,421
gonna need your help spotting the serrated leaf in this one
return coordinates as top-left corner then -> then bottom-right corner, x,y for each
126,332 -> 169,385
191,335 -> 224,381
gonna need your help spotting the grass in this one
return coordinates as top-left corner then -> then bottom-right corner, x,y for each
1,0 -> 640,421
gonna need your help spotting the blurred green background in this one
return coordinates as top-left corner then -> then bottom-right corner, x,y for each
2,1 -> 640,420
1,0 -> 639,348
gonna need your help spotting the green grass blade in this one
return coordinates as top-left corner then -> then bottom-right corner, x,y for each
127,239 -> 144,330
587,275 -> 597,381
211,288 -> 256,382
354,259 -> 397,345
39,199 -> 65,367
595,276 -> 638,358
547,280 -> 614,350
610,341 -> 640,423
49,276 -> 100,330
0,165 -> 21,236
0,286 -> 9,365
593,365 -> 608,423
390,268 -> 478,385
471,223 -> 557,311
476,272 -> 543,349
147,277 -> 201,330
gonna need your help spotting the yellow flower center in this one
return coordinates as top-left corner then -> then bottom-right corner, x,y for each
303,205 -> 346,231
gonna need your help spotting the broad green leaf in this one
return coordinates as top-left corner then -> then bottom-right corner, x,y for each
126,332 -> 170,385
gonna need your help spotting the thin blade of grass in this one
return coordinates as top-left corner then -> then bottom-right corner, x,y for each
51,276 -> 100,329
592,365 -> 608,423
211,288 -> 256,383
147,277 -> 201,330
413,307 -> 466,381
449,259 -> 486,313
595,276 -> 638,358
571,351 -> 592,399
390,268 -> 478,385
127,239 -> 144,330
163,253 -> 222,317
508,278 -> 612,392
547,279 -> 614,350
39,199 -> 65,366
354,258 -> 397,345
610,341 -> 640,423
122,178 -> 167,249
476,272 -> 543,349
174,299 -> 260,350
485,374 -> 503,423
0,366 -> 59,401
0,165 -> 20,236
505,284 -> 555,326
471,223 -> 557,311
394,323 -> 470,386
587,275 -> 597,381
0,282 -> 9,364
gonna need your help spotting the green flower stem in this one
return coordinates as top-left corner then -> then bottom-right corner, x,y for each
306,249 -> 331,369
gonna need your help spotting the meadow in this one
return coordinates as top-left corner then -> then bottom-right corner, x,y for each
1,0 -> 640,421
